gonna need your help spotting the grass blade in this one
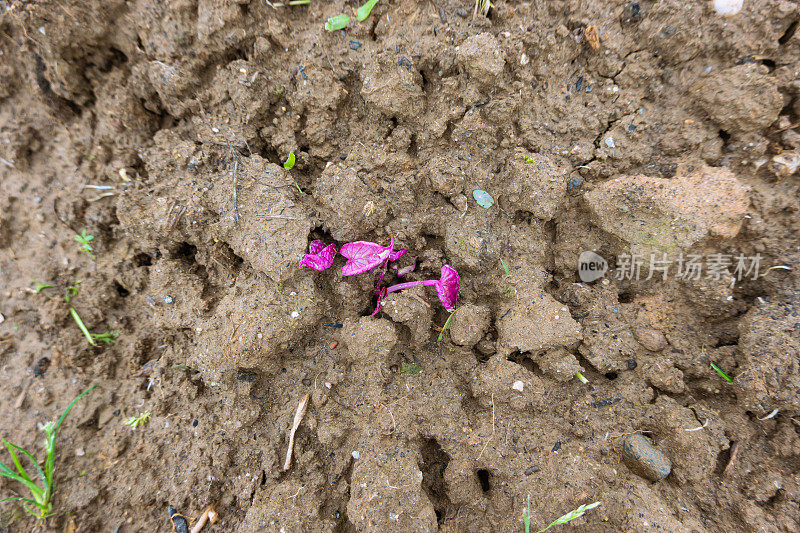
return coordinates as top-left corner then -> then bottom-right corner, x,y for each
0,496 -> 39,505
3,441 -> 47,490
69,308 -> 96,346
45,384 -> 97,489
0,461 -> 44,500
356,0 -> 380,21
437,310 -> 456,342
710,362 -> 733,382
2,440 -> 32,484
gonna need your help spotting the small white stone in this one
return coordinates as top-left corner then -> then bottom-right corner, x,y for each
714,0 -> 743,16
520,53 -> 529,65
351,451 -> 360,460
75,448 -> 85,456
512,380 -> 524,392
290,311 -> 300,318
605,137 -> 616,148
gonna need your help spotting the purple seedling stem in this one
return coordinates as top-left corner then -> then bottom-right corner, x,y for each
384,264 -> 460,311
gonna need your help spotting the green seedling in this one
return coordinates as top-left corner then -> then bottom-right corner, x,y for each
123,411 -> 151,429
401,361 -> 423,375
325,14 -> 350,31
356,0 -> 380,21
437,309 -> 456,342
500,259 -> 510,274
710,362 -> 733,383
64,281 -> 81,303
74,230 -> 95,259
69,308 -> 119,346
575,372 -> 588,384
521,154 -> 536,164
534,501 -> 601,533
523,495 -> 532,533
283,152 -> 304,194
31,281 -> 53,294
283,152 -> 296,171
0,384 -> 97,519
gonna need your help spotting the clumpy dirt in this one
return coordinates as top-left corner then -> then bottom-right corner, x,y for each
1,0 -> 799,531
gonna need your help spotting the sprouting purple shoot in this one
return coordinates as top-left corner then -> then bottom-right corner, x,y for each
393,257 -> 417,278
340,237 -> 406,276
299,240 -> 337,271
384,264 -> 460,311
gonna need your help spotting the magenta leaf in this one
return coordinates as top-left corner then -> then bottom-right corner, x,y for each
299,241 -> 337,271
340,237 -> 405,276
435,264 -> 460,311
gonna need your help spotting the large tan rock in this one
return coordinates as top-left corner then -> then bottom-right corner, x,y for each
584,165 -> 749,253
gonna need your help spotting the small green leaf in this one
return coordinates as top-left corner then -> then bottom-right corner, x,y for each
401,361 -> 423,375
472,189 -> 494,209
31,280 -> 54,294
437,310 -> 456,342
283,152 -> 295,170
325,14 -> 350,32
500,259 -> 509,274
356,0 -> 380,21
710,362 -> 733,383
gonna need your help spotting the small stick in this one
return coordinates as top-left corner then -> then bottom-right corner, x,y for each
189,505 -> 218,533
723,441 -> 739,477
283,393 -> 311,471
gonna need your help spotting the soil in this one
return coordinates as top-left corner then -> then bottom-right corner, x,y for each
1,0 -> 799,532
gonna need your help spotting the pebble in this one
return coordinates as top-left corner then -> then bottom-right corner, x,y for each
524,465 -> 540,475
567,175 -> 584,191
634,327 -> 668,351
329,342 -> 338,349
0,313 -> 4,324
512,380 -> 524,392
456,8 -> 468,17
351,451 -> 360,460
472,189 -> 495,209
714,0 -> 743,15
622,434 -> 671,481
604,137 -> 616,148
75,447 -> 85,456
164,295 -> 173,304
290,311 -> 300,318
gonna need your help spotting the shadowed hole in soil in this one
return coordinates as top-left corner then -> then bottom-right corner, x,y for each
617,290 -> 634,304
113,280 -> 130,297
133,252 -> 154,266
419,437 -> 453,525
714,440 -> 736,476
476,469 -> 491,493
604,371 -> 618,380
778,19 -> 798,45
507,351 -> 545,377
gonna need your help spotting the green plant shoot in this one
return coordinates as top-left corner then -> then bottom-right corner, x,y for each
710,362 -> 733,383
325,14 -> 350,32
437,309 -> 456,342
31,281 -> 53,294
356,0 -> 380,21
283,152 -> 295,170
575,372 -> 588,384
64,281 -> 81,303
500,259 -> 509,274
123,412 -> 151,429
69,308 -> 119,346
536,502 -> 601,533
75,230 -> 95,259
0,384 -> 97,519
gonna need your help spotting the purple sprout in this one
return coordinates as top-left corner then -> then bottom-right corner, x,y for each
383,264 -> 460,311
299,240 -> 337,271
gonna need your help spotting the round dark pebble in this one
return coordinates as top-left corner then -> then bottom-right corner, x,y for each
567,176 -> 584,191
192,420 -> 199,427
627,359 -> 638,370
